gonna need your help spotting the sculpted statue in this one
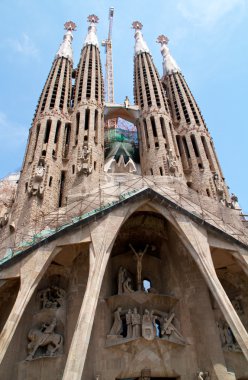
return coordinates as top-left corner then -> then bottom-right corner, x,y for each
142,309 -> 156,341
167,149 -> 177,173
123,277 -> 134,294
77,144 -> 92,175
161,312 -> 185,342
118,266 -> 127,294
126,309 -> 133,338
132,308 -> 141,338
109,307 -> 123,336
28,161 -> 46,197
217,320 -> 241,352
197,372 -> 210,380
26,318 -> 63,360
129,244 -> 149,291
38,286 -> 66,309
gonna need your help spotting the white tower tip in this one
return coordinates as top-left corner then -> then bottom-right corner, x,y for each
157,34 -> 180,75
132,21 -> 150,55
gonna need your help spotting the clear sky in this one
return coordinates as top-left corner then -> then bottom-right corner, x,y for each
0,0 -> 247,212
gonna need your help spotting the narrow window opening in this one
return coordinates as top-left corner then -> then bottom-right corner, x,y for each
44,120 -> 52,143
206,189 -> 210,197
75,112 -> 80,144
32,123 -> 40,159
49,176 -> 53,187
155,141 -> 159,148
150,116 -> 157,138
150,168 -> 153,175
54,121 -> 61,144
176,135 -> 182,157
42,150 -> 46,157
191,134 -> 200,158
182,137 -> 190,158
72,165 -> 75,174
59,171 -> 66,208
159,167 -> 163,176
94,161 -> 96,170
155,319 -> 161,338
85,109 -> 90,131
25,182 -> 28,192
143,279 -> 151,292
143,118 -> 150,149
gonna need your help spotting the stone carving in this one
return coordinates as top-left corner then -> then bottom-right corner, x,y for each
118,266 -> 134,294
197,372 -> 210,380
160,312 -> 185,343
0,212 -> 9,228
109,307 -> 123,337
26,318 -> 63,360
217,320 -> 241,352
167,149 -> 177,173
28,160 -> 46,197
231,296 -> 244,315
38,286 -> 66,309
107,308 -> 185,344
142,309 -> 156,341
230,193 -> 240,209
213,173 -> 224,196
132,308 -> 142,338
129,244 -> 149,291
139,368 -> 151,380
77,144 -> 92,175
124,96 -> 130,108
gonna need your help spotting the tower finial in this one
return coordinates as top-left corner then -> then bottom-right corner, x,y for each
84,14 -> 99,47
87,14 -> 99,24
132,21 -> 143,31
64,21 -> 77,32
56,21 -> 76,62
132,21 -> 149,55
157,34 -> 180,75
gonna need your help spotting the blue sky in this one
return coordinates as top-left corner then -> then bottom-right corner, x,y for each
0,0 -> 247,212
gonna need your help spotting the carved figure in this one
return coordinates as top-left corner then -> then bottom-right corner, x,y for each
77,144 -> 92,175
218,320 -> 241,352
197,372 -> 210,380
28,161 -> 46,197
124,96 -> 130,108
38,286 -> 65,309
118,266 -> 127,294
161,312 -> 184,342
132,308 -> 141,338
109,307 -> 123,336
142,309 -> 156,341
129,243 -> 149,291
26,318 -> 63,360
123,277 -> 134,293
126,309 -> 133,338
167,149 -> 177,173
213,172 -> 224,195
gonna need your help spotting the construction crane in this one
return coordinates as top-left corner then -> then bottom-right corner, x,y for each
102,7 -> 117,129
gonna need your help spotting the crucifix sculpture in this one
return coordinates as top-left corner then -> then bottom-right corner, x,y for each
129,244 -> 149,291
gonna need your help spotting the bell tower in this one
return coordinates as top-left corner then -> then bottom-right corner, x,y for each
11,21 -> 76,228
157,35 -> 230,202
132,22 -> 184,178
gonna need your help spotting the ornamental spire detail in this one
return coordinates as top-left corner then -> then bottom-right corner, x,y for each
157,34 -> 180,75
84,14 -> 99,47
132,21 -> 150,55
55,21 -> 76,62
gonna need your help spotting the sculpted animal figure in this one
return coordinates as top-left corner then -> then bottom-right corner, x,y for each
26,318 -> 63,360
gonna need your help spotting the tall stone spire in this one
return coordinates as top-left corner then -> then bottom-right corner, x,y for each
65,15 -> 104,202
157,35 -> 180,75
132,22 -> 184,178
158,35 -> 230,202
56,21 -> 76,62
84,14 -> 99,47
10,22 -> 76,229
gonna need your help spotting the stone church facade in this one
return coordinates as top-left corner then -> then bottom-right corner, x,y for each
0,13 -> 247,380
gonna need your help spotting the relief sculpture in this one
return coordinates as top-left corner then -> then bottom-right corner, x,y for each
26,318 -> 63,360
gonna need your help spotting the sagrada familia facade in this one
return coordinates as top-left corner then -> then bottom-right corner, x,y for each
0,12 -> 247,380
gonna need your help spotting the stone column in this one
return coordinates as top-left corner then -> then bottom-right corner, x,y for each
62,212 -> 125,380
0,246 -> 58,364
172,212 -> 248,362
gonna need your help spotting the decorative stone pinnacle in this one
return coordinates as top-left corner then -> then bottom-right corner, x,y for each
157,35 -> 169,45
132,21 -> 143,31
87,14 -> 99,24
64,21 -> 77,31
